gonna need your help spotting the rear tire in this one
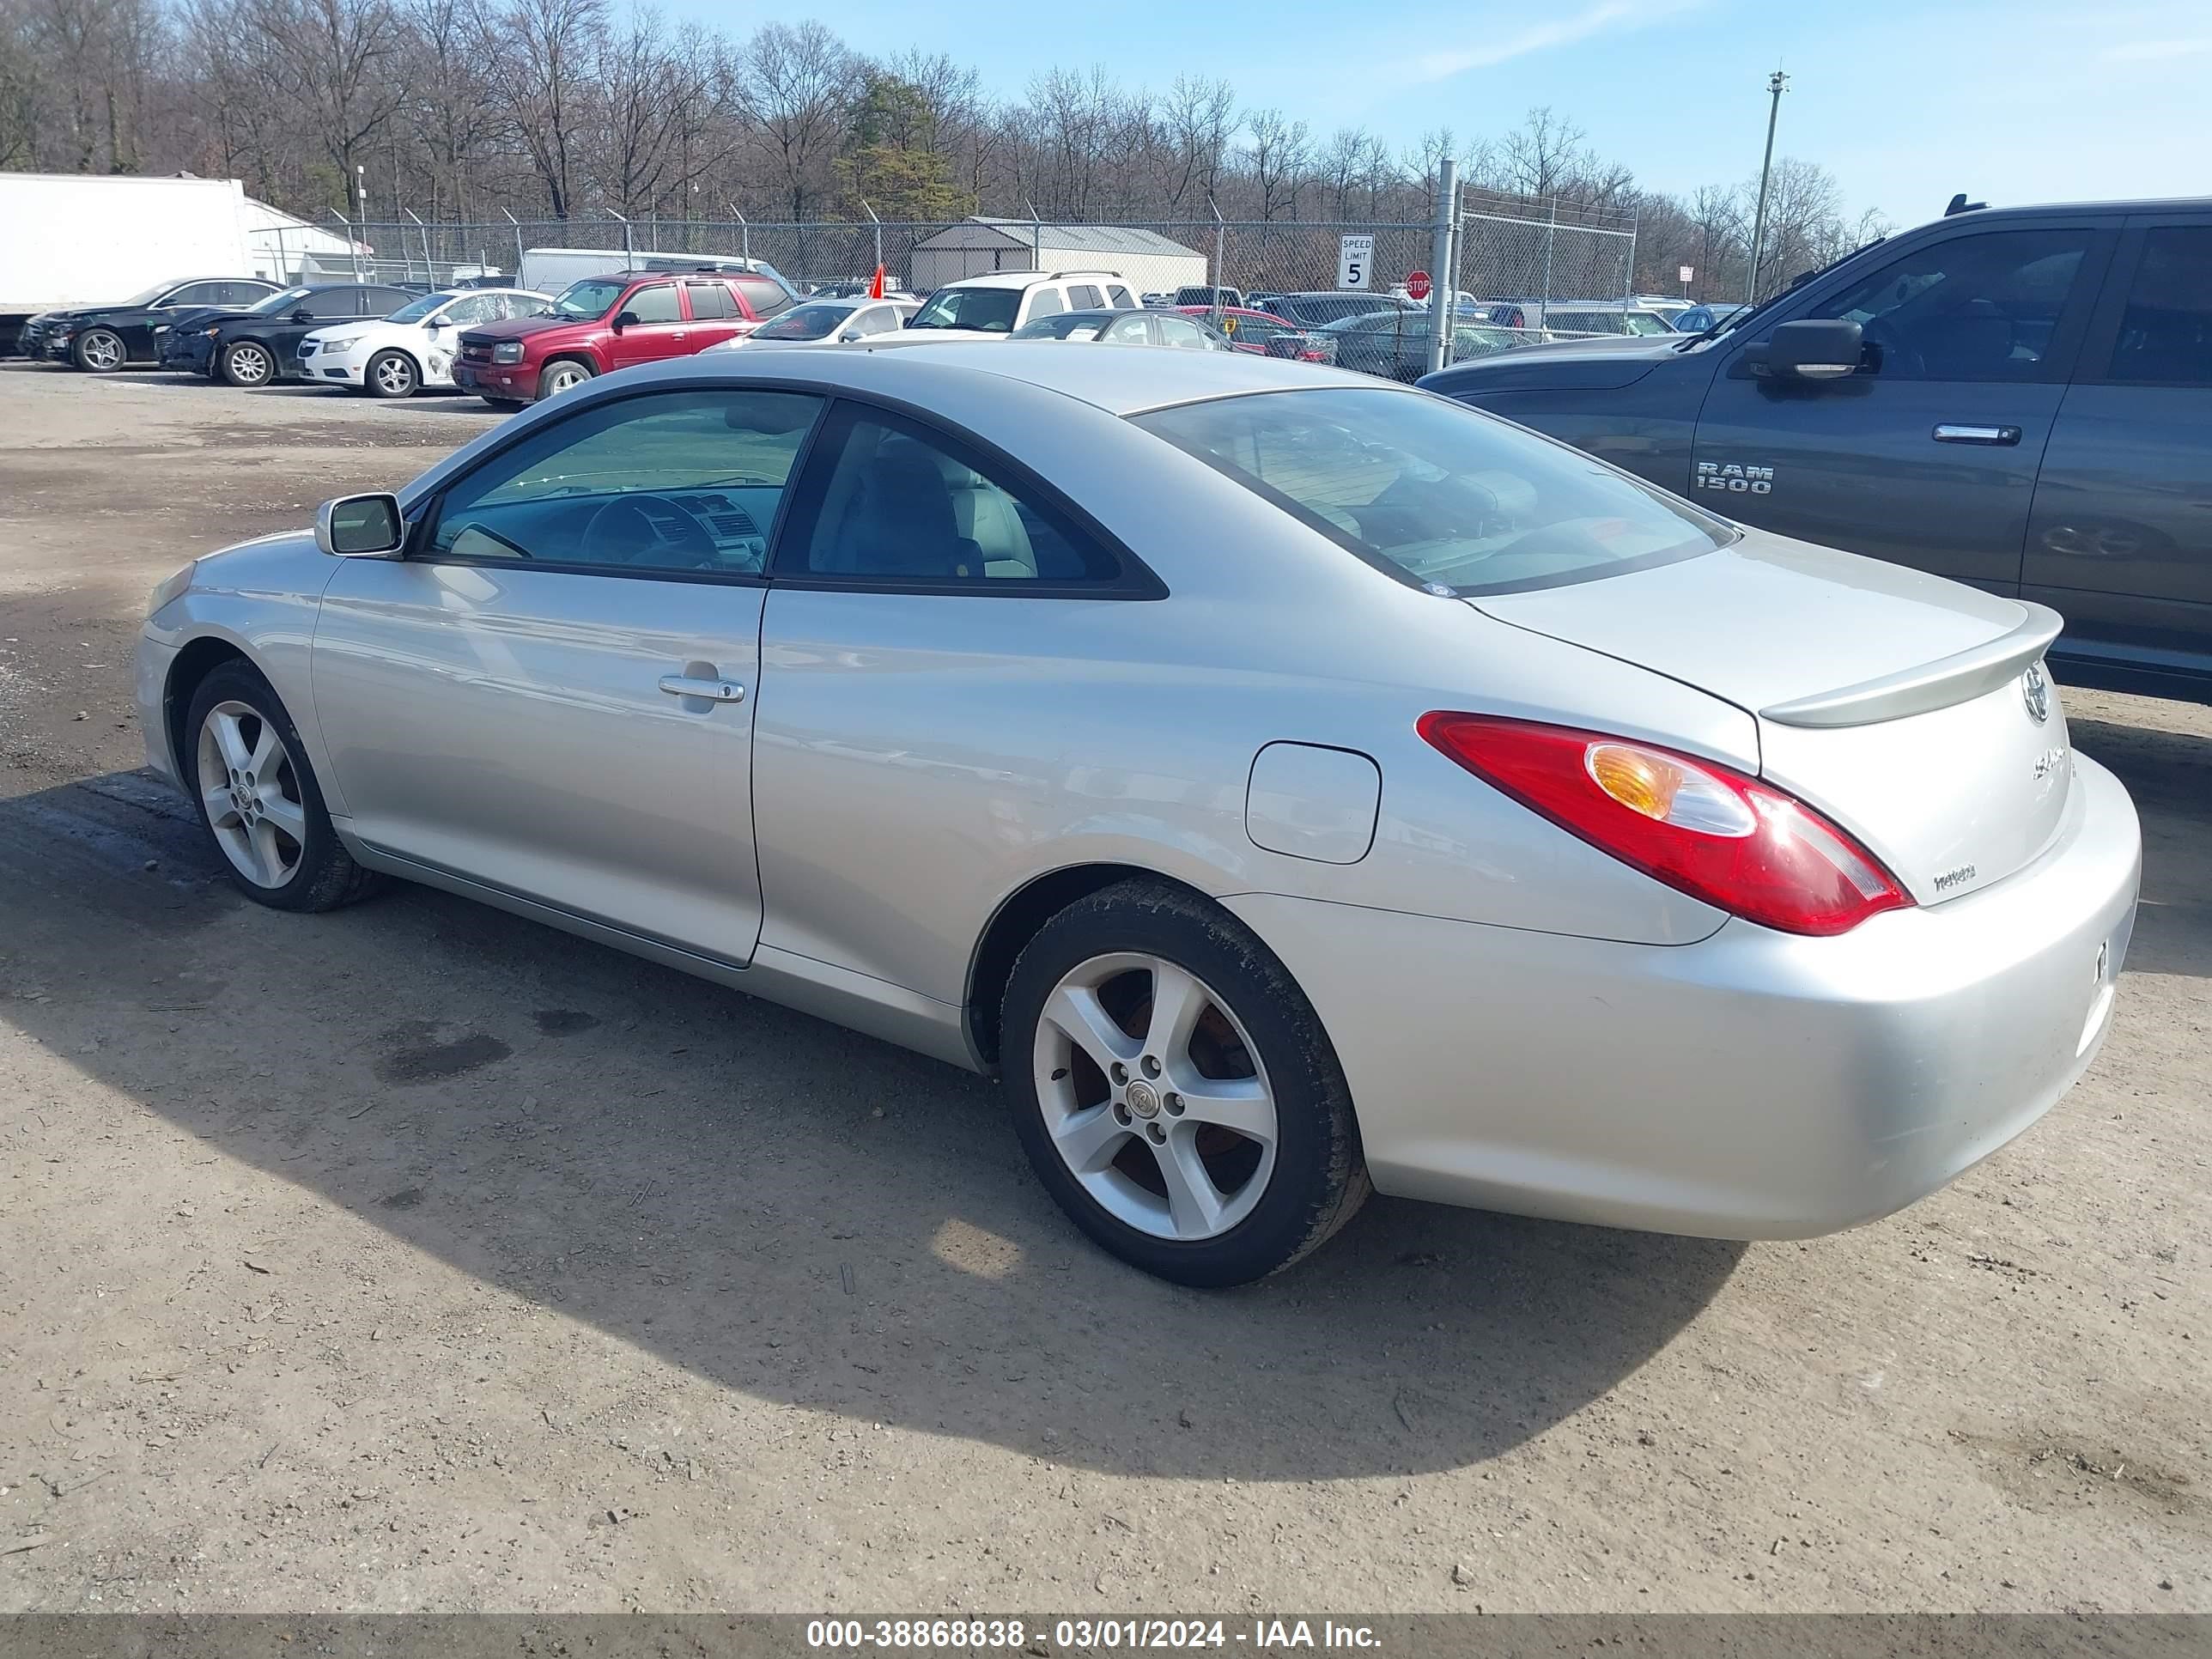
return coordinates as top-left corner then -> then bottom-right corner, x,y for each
1001,880 -> 1370,1286
71,328 -> 126,373
182,662 -> 380,913
538,358 -> 593,399
365,349 -> 418,398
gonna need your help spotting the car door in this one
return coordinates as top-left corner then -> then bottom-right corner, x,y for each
310,384 -> 825,962
1155,313 -> 1223,350
681,281 -> 746,350
752,399 -> 1154,1000
1690,221 -> 2114,593
2023,213 -> 2212,683
422,291 -> 501,380
605,281 -> 690,368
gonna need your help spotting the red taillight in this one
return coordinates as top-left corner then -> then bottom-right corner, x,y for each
1418,712 -> 1911,937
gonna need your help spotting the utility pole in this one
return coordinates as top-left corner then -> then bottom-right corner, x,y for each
1746,69 -> 1789,305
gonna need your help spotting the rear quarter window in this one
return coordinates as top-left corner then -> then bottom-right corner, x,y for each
1134,387 -> 1730,596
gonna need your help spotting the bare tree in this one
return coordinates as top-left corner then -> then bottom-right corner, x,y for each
733,20 -> 849,223
1238,105 -> 1309,222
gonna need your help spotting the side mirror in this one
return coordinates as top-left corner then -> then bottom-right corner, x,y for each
291,307 -> 313,323
612,310 -> 638,331
1756,318 -> 1864,381
426,319 -> 447,333
838,330 -> 863,343
315,494 -> 404,558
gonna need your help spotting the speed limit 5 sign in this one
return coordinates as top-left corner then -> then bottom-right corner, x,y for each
1337,234 -> 1374,290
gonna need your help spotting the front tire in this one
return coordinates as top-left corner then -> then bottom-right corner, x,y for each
72,328 -> 126,372
366,349 -> 418,398
538,358 -> 593,399
184,662 -> 379,912
1001,880 -> 1369,1286
218,340 -> 275,388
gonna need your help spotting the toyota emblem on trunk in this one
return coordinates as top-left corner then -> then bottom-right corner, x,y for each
2022,662 -> 2051,724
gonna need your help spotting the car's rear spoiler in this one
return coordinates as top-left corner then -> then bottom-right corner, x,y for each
1759,602 -> 2063,728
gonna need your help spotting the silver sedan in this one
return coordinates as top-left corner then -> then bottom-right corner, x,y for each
135,346 -> 2142,1286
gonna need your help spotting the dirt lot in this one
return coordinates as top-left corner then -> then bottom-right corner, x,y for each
0,362 -> 2207,1616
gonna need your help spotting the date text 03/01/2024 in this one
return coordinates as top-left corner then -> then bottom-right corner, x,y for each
805,1618 -> 1384,1650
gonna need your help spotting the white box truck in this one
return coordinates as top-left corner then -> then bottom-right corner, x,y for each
1,171 -> 257,347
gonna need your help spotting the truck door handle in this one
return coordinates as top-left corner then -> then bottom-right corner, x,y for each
658,674 -> 745,703
1932,423 -> 2021,446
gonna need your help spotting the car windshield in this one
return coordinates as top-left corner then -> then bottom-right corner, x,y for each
753,303 -> 852,341
1133,387 -> 1730,596
908,287 -> 1020,332
122,282 -> 176,307
250,288 -> 314,314
552,278 -> 627,319
387,293 -> 455,324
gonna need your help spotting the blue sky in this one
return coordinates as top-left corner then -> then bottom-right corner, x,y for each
679,0 -> 2211,228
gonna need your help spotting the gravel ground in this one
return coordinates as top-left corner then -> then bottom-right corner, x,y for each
0,362 -> 2206,1615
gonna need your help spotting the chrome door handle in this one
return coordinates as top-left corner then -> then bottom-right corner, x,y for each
1932,423 -> 2021,445
658,674 -> 745,702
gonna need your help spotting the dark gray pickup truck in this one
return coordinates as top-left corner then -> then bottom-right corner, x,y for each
1420,198 -> 2212,702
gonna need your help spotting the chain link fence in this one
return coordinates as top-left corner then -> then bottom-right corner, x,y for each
243,192 -> 1642,382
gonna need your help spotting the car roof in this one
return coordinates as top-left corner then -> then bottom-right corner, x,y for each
621,337 -> 1392,417
938,270 -> 1123,290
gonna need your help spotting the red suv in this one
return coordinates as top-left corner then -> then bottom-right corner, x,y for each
1180,305 -> 1334,363
455,269 -> 797,407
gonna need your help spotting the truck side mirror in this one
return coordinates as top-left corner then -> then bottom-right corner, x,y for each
612,310 -> 638,331
1753,318 -> 1864,381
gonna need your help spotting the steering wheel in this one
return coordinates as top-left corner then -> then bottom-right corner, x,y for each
580,494 -> 718,567
1858,315 -> 1923,379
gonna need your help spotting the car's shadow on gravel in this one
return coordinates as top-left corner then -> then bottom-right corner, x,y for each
0,771 -> 1744,1481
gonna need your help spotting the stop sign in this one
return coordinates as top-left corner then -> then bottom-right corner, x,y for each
1405,270 -> 1431,301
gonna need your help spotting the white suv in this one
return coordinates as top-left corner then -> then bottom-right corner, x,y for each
899,270 -> 1139,343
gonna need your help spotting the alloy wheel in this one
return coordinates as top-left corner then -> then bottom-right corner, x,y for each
195,701 -> 307,889
79,331 -> 124,372
227,343 -> 270,386
372,354 -> 415,396
544,363 -> 587,395
1031,952 -> 1279,1242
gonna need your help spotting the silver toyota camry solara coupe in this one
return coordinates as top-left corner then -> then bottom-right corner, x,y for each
135,344 -> 2141,1286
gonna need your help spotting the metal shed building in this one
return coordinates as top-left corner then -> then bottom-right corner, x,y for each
908,219 -> 1208,297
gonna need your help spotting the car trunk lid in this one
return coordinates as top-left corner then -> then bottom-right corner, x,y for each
1468,532 -> 2072,905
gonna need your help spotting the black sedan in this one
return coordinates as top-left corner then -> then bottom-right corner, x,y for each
187,283 -> 418,386
1316,310 -> 1518,381
26,276 -> 282,371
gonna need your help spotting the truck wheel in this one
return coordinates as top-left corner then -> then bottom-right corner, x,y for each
219,340 -> 275,387
365,349 -> 419,398
72,329 -> 126,373
538,359 -> 593,398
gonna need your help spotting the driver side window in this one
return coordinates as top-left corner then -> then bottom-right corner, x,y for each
427,389 -> 823,574
1819,228 -> 2093,382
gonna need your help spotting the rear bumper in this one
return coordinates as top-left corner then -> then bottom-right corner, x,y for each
1227,753 -> 2142,1239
